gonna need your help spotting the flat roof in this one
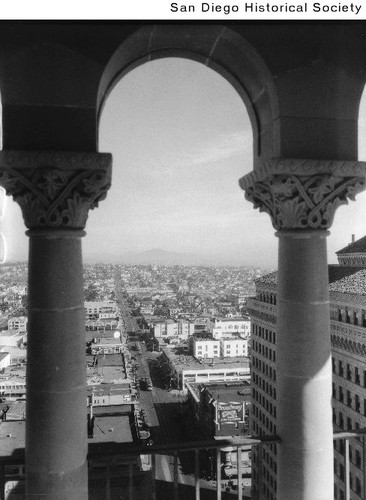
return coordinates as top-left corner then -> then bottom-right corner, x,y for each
0,420 -> 25,458
163,350 -> 250,372
203,382 -> 251,402
86,354 -> 124,366
89,415 -> 133,444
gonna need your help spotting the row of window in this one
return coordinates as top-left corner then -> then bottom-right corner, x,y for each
253,325 -> 276,345
334,440 -> 362,469
252,356 -> 277,381
252,398 -> 277,420
252,341 -> 277,363
334,461 -> 362,497
262,446 -> 277,474
333,358 -> 366,386
252,411 -> 277,436
257,292 -> 277,305
330,307 -> 366,327
332,384 -> 365,414
334,410 -> 361,436
253,374 -> 277,400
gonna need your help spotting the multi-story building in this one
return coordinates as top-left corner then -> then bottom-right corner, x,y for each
84,301 -> 118,320
220,336 -> 249,358
247,272 -> 278,500
187,381 -> 252,482
329,236 -> 366,500
248,235 -> 366,500
191,338 -> 221,359
210,317 -> 251,340
153,319 -> 194,340
160,349 -> 251,393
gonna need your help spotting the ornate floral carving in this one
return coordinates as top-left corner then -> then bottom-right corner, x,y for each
239,159 -> 366,230
0,151 -> 112,229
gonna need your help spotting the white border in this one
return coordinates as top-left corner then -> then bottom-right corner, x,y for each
0,0 -> 365,21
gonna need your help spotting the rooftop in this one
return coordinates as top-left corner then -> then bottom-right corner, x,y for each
201,381 -> 251,402
163,349 -> 250,372
88,415 -> 133,444
0,420 -> 25,458
329,268 -> 366,296
255,271 -> 278,288
336,235 -> 366,254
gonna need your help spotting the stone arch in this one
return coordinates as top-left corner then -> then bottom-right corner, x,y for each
97,24 -> 279,159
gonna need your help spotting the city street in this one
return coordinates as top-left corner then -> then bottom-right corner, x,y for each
113,278 -> 251,498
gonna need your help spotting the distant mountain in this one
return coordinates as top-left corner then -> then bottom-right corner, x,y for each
120,248 -> 205,266
84,248 -> 270,267
86,248 -> 218,266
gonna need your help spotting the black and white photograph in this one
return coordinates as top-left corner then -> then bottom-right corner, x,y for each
0,6 -> 365,500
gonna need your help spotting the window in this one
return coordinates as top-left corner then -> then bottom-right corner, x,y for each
347,417 -> 352,430
339,463 -> 345,481
356,477 -> 362,495
339,386 -> 344,402
339,412 -> 344,429
355,450 -> 361,468
355,394 -> 360,412
355,367 -> 360,384
347,390 -> 352,407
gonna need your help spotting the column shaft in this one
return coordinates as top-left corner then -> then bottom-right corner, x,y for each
276,229 -> 333,500
26,229 -> 87,499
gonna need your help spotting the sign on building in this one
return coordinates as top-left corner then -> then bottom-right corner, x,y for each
217,402 -> 244,423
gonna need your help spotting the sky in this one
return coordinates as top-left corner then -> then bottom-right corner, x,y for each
2,57 -> 366,267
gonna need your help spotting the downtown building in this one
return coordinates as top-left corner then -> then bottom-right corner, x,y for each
248,235 -> 366,500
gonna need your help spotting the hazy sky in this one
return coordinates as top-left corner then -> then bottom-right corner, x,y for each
3,57 -> 366,267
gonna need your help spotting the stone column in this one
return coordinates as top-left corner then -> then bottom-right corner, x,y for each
240,158 -> 366,500
0,151 -> 112,500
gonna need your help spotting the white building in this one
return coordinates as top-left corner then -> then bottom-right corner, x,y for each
153,320 -> 178,338
220,337 -> 249,357
153,319 -> 194,340
84,301 -> 118,319
210,317 -> 251,339
192,338 -> 220,359
161,349 -> 251,394
177,319 -> 195,339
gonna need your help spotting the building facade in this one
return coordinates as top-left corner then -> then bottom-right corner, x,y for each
210,317 -> 251,339
248,236 -> 366,500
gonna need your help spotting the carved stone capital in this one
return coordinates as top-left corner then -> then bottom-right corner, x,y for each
0,151 -> 112,229
239,159 -> 366,230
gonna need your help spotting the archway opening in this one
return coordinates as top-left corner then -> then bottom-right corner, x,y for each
94,57 -> 275,268
327,84 -> 366,262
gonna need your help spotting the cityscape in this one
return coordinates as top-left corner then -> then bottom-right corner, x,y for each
0,21 -> 365,500
0,234 -> 366,499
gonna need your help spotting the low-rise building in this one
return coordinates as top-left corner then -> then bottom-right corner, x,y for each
220,336 -> 249,357
85,301 -> 118,320
191,338 -> 220,359
160,349 -> 250,393
89,338 -> 125,355
210,317 -> 251,340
